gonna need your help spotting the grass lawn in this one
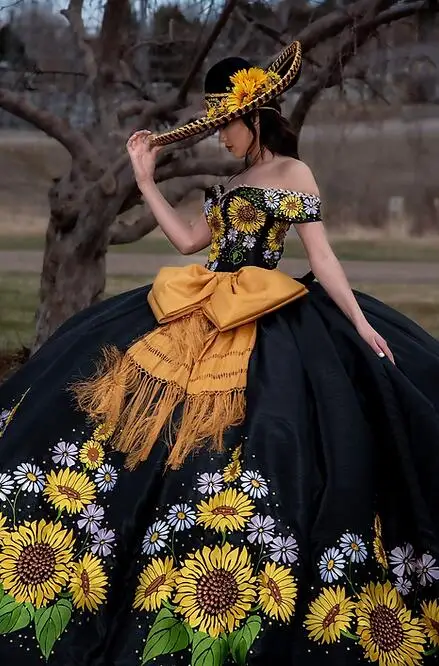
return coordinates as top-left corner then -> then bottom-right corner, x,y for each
1,235 -> 439,263
1,272 -> 438,351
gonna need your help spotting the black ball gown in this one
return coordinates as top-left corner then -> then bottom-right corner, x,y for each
1,184 -> 439,666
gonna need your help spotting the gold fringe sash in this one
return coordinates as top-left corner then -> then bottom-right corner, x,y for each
73,264 -> 308,469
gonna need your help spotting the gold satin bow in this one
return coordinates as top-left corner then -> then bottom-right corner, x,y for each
74,264 -> 308,469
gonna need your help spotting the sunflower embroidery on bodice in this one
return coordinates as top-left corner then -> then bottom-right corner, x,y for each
204,184 -> 321,271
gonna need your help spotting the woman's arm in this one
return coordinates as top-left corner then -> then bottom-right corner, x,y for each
140,180 -> 211,255
126,130 -> 212,255
295,222 -> 394,363
279,161 -> 394,362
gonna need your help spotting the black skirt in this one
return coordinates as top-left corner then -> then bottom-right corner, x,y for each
1,281 -> 439,666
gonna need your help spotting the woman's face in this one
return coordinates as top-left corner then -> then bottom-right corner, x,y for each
218,117 -> 257,159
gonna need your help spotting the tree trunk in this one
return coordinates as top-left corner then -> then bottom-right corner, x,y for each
32,182 -> 117,352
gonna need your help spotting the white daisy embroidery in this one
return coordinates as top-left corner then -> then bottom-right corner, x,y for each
227,229 -> 238,242
303,196 -> 319,216
197,472 -> 223,495
246,515 -> 275,545
95,464 -> 118,492
219,237 -> 226,248
204,198 -> 214,216
167,504 -> 196,531
319,547 -> 346,583
269,535 -> 299,565
242,235 -> 256,249
389,544 -> 416,578
395,578 -> 413,596
13,463 -> 44,494
142,520 -> 170,555
77,503 -> 105,534
0,409 -> 11,431
240,470 -> 269,499
0,472 -> 14,501
264,189 -> 281,210
339,532 -> 368,563
91,527 -> 116,557
209,260 -> 219,271
263,249 -> 273,261
416,554 -> 439,586
52,440 -> 78,467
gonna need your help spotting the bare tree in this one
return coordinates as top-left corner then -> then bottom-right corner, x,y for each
0,0 -> 435,350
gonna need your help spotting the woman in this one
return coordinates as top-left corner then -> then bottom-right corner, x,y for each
0,41 -> 439,666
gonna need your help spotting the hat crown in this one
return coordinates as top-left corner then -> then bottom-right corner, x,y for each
204,57 -> 251,94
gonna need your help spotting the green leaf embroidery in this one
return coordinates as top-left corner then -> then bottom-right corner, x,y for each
229,615 -> 261,665
34,598 -> 72,660
0,594 -> 35,634
191,631 -> 228,666
142,608 -> 191,664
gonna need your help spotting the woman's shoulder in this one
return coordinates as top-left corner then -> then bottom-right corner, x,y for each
271,158 -> 319,196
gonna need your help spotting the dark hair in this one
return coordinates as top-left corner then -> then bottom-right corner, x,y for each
240,100 -> 299,169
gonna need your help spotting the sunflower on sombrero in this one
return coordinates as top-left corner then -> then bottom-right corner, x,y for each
150,40 -> 302,146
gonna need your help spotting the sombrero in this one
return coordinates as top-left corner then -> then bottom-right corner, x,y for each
150,40 -> 302,147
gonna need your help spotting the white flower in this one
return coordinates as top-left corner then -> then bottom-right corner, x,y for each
240,470 -> 269,499
339,532 -> 368,563
142,520 -> 170,555
0,472 -> 14,501
395,578 -> 413,596
204,198 -> 213,216
95,464 -> 118,492
227,229 -> 238,242
91,527 -> 116,557
319,547 -> 346,583
264,189 -> 281,210
272,251 -> 281,262
219,237 -> 226,248
197,472 -> 223,495
246,515 -> 275,545
209,260 -> 219,271
389,544 -> 416,578
167,503 -> 196,531
242,235 -> 256,249
0,409 -> 11,430
52,440 -> 78,467
13,463 -> 44,493
77,503 -> 105,534
416,554 -> 439,586
269,535 -> 299,565
303,196 -> 319,216
263,249 -> 273,261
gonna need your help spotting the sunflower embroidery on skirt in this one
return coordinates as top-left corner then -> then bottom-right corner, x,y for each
305,514 -> 439,664
133,442 -> 300,665
0,395 -> 118,660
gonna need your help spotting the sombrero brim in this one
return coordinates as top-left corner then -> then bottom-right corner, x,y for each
150,41 -> 302,147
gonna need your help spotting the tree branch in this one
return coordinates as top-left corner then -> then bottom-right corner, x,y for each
291,0 -> 426,133
60,0 -> 98,86
0,88 -> 103,176
177,0 -> 239,104
109,175 -> 214,244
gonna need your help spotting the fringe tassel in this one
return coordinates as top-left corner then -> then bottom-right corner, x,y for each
73,309 -> 249,470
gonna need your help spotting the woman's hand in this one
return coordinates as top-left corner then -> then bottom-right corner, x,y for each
356,320 -> 395,364
126,130 -> 161,189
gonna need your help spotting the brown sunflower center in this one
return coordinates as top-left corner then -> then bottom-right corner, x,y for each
57,484 -> 81,500
210,213 -> 222,233
212,505 -> 237,516
238,204 -> 256,222
197,568 -> 238,615
370,604 -> 404,652
323,603 -> 340,628
267,577 -> 282,603
86,447 -> 100,461
17,543 -> 56,584
81,570 -> 90,594
144,574 -> 166,596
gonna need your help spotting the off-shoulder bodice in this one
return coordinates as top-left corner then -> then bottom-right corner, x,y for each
204,184 -> 322,272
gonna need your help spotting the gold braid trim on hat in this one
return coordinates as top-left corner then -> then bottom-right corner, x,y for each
149,41 -> 302,147
73,264 -> 308,470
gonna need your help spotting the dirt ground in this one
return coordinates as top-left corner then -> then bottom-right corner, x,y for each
1,250 -> 437,283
